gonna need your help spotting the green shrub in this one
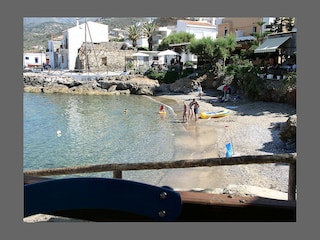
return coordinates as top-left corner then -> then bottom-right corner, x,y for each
144,67 -> 181,84
163,70 -> 179,84
180,68 -> 195,78
126,61 -> 133,69
282,71 -> 297,88
144,68 -> 165,81
184,61 -> 194,67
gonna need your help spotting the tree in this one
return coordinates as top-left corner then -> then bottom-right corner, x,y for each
284,17 -> 295,31
268,17 -> 295,33
189,34 -> 237,68
142,22 -> 157,51
157,32 -> 195,52
189,37 -> 215,62
251,20 -> 268,45
126,25 -> 141,48
219,34 -> 237,66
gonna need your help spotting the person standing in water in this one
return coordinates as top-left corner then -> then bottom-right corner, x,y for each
197,84 -> 203,100
190,99 -> 200,121
159,105 -> 165,113
188,100 -> 194,120
183,101 -> 188,122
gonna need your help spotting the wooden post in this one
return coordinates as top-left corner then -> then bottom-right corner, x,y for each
288,162 -> 296,200
113,170 -> 122,179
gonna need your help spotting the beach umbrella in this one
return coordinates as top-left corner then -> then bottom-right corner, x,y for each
157,49 -> 179,56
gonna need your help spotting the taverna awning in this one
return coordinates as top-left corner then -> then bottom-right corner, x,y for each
254,36 -> 291,54
132,52 -> 149,57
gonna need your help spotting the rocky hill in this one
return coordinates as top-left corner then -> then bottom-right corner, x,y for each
23,21 -> 74,51
23,17 -> 186,51
23,17 -> 150,51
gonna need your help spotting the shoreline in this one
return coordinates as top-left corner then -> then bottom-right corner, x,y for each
24,90 -> 296,222
151,89 -> 296,198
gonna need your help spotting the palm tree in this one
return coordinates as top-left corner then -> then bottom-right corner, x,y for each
142,22 -> 157,51
126,25 -> 140,48
252,20 -> 267,45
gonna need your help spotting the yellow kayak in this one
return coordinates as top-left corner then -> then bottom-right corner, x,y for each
200,109 -> 229,119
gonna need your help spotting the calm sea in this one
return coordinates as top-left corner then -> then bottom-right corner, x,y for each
23,92 -> 182,185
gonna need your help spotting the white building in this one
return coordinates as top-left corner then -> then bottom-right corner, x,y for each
136,38 -> 149,49
46,34 -> 63,69
176,19 -> 218,64
154,26 -> 176,47
176,19 -> 218,40
23,52 -> 46,68
262,17 -> 276,33
58,21 -> 109,70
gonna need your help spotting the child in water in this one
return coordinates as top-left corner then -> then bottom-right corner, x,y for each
159,105 -> 165,112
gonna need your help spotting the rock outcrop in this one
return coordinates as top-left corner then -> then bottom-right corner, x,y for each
279,114 -> 297,148
23,72 -> 159,96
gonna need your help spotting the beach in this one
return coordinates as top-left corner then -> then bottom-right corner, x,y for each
24,89 -> 296,223
151,89 -> 296,198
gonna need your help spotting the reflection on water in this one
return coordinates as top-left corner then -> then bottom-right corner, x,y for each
23,93 -> 179,184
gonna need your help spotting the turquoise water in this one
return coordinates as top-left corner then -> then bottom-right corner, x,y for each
23,92 -> 179,184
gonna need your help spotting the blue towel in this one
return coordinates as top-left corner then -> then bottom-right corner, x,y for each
226,142 -> 233,158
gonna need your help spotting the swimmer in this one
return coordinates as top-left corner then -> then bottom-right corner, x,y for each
159,105 -> 165,113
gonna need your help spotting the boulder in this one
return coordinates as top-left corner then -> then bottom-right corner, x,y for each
23,73 -> 159,96
279,114 -> 297,147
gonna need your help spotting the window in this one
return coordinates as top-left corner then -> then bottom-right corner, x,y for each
253,26 -> 257,33
25,56 -> 29,60
35,57 -> 39,63
224,28 -> 228,37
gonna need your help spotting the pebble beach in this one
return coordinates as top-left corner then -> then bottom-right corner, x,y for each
152,89 -> 296,198
24,88 -> 297,223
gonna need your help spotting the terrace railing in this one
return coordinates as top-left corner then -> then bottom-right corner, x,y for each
24,153 -> 297,200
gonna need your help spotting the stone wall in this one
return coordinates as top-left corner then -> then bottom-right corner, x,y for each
77,42 -> 136,72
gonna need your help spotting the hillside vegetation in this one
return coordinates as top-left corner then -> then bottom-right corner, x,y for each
23,22 -> 73,51
24,17 -> 150,51
23,17 -> 183,51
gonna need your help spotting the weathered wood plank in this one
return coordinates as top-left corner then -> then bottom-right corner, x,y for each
24,153 -> 296,176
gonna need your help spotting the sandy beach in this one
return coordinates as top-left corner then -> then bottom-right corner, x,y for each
151,89 -> 296,198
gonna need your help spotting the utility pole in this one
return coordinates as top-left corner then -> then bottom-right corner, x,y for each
40,46 -> 43,71
85,17 -> 87,74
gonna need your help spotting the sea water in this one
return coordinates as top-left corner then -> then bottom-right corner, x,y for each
23,92 -> 179,185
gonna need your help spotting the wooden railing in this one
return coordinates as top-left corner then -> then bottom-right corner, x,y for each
24,153 -> 297,200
